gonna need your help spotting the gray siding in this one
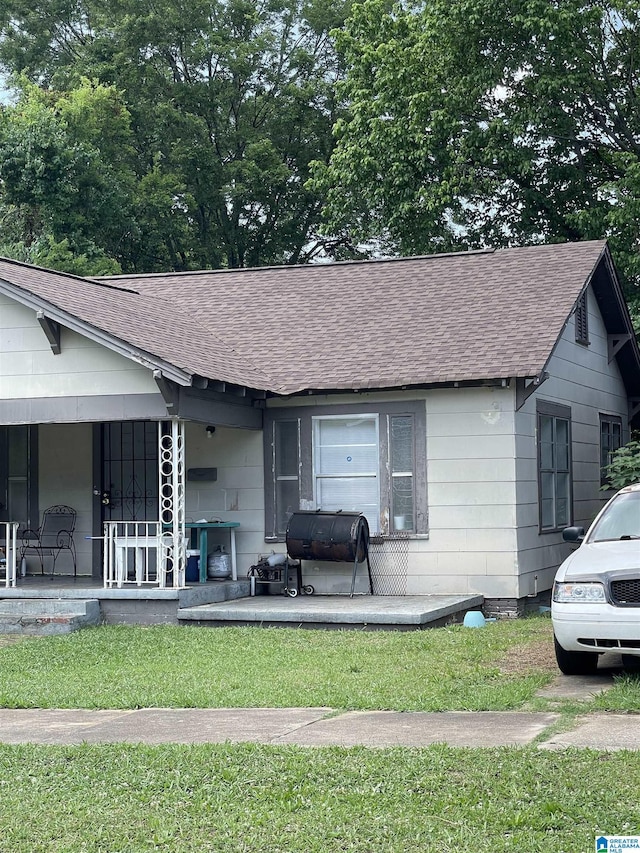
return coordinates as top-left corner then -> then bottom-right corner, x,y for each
1,294 -> 158,401
515,287 -> 630,597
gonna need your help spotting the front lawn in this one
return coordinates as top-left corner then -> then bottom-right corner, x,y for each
2,617 -> 640,852
1,741 -> 638,852
0,617 -> 557,710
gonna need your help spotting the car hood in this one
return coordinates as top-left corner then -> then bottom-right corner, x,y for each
558,541 -> 640,581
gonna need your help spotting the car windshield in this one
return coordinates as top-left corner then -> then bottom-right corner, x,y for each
589,491 -> 640,542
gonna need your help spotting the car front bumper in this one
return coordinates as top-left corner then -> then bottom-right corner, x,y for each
552,602 -> 640,656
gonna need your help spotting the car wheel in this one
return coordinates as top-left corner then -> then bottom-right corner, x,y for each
621,654 -> 640,672
553,635 -> 599,675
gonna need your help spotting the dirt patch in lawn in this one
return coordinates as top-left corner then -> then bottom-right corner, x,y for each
0,635 -> 30,648
497,637 -> 558,675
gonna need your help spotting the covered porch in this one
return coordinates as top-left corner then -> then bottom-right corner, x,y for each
1,399 -> 266,593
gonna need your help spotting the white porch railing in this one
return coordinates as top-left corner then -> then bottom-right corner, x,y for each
1,521 -> 19,588
103,521 -> 181,589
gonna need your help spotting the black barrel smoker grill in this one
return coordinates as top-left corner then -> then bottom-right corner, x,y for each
285,510 -> 373,598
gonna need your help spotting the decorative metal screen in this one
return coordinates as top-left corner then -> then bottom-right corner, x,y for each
101,422 -> 159,521
368,533 -> 410,595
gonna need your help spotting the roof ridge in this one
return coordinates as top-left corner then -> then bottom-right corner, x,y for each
0,255 -> 138,293
97,247 -> 498,281
97,239 -> 608,283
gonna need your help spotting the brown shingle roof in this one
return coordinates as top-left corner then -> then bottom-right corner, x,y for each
0,240 -> 613,395
0,261 -> 273,388
104,240 -> 609,394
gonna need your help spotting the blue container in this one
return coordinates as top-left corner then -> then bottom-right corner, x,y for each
463,610 -> 486,628
186,553 -> 200,583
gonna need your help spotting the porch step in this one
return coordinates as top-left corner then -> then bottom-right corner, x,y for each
0,598 -> 101,636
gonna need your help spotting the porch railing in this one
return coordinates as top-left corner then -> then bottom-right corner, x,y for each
103,521 -> 185,589
1,521 -> 19,588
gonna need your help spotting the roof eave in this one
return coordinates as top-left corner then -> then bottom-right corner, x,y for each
268,374 -> 544,399
0,278 -> 193,388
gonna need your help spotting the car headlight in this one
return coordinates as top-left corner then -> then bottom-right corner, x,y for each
553,582 -> 606,603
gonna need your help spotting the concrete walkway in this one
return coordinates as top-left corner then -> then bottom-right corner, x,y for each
0,657 -> 636,750
0,706 -> 637,750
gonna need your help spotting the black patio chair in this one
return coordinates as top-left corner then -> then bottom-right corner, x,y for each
21,505 -> 77,577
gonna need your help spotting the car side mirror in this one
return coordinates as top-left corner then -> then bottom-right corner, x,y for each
562,526 -> 585,543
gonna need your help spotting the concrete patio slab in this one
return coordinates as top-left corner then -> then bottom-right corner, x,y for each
177,594 -> 484,629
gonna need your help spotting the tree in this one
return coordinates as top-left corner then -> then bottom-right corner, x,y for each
0,79 -> 138,274
0,0 -> 354,271
314,0 -> 640,308
603,435 -> 640,489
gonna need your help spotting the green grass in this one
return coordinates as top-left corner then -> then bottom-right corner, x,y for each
3,617 -> 640,851
0,618 -> 556,710
0,742 -> 638,852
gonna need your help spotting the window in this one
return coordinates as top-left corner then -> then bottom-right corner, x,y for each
0,426 -> 38,535
264,402 -> 426,539
537,402 -> 572,532
390,415 -> 415,531
600,414 -> 622,487
313,415 -> 380,528
575,291 -> 589,345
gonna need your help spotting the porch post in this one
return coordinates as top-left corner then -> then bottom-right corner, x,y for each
2,521 -> 18,588
159,420 -> 186,587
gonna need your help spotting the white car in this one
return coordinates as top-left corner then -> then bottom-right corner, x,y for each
552,482 -> 640,675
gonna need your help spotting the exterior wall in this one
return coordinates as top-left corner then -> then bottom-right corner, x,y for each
266,387 -> 520,598
21,422 -> 265,580
184,423 -> 266,577
514,287 -> 630,598
5,287 -> 630,602
425,386 -> 518,598
0,295 -> 157,399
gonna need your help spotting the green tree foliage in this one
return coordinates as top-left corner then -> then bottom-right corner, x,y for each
603,435 -> 640,489
0,79 -> 137,274
0,0 -> 353,272
315,0 -> 640,307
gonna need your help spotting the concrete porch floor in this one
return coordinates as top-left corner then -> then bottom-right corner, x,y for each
0,575 -> 252,626
177,593 -> 485,630
0,576 -> 484,630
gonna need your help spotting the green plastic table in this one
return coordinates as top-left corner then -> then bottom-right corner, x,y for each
185,522 -> 240,583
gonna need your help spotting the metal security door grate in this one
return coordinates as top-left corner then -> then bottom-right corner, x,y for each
101,422 -> 159,522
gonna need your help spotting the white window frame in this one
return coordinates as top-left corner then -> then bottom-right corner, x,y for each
537,401 -> 572,533
599,413 -> 622,488
312,414 -> 381,532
